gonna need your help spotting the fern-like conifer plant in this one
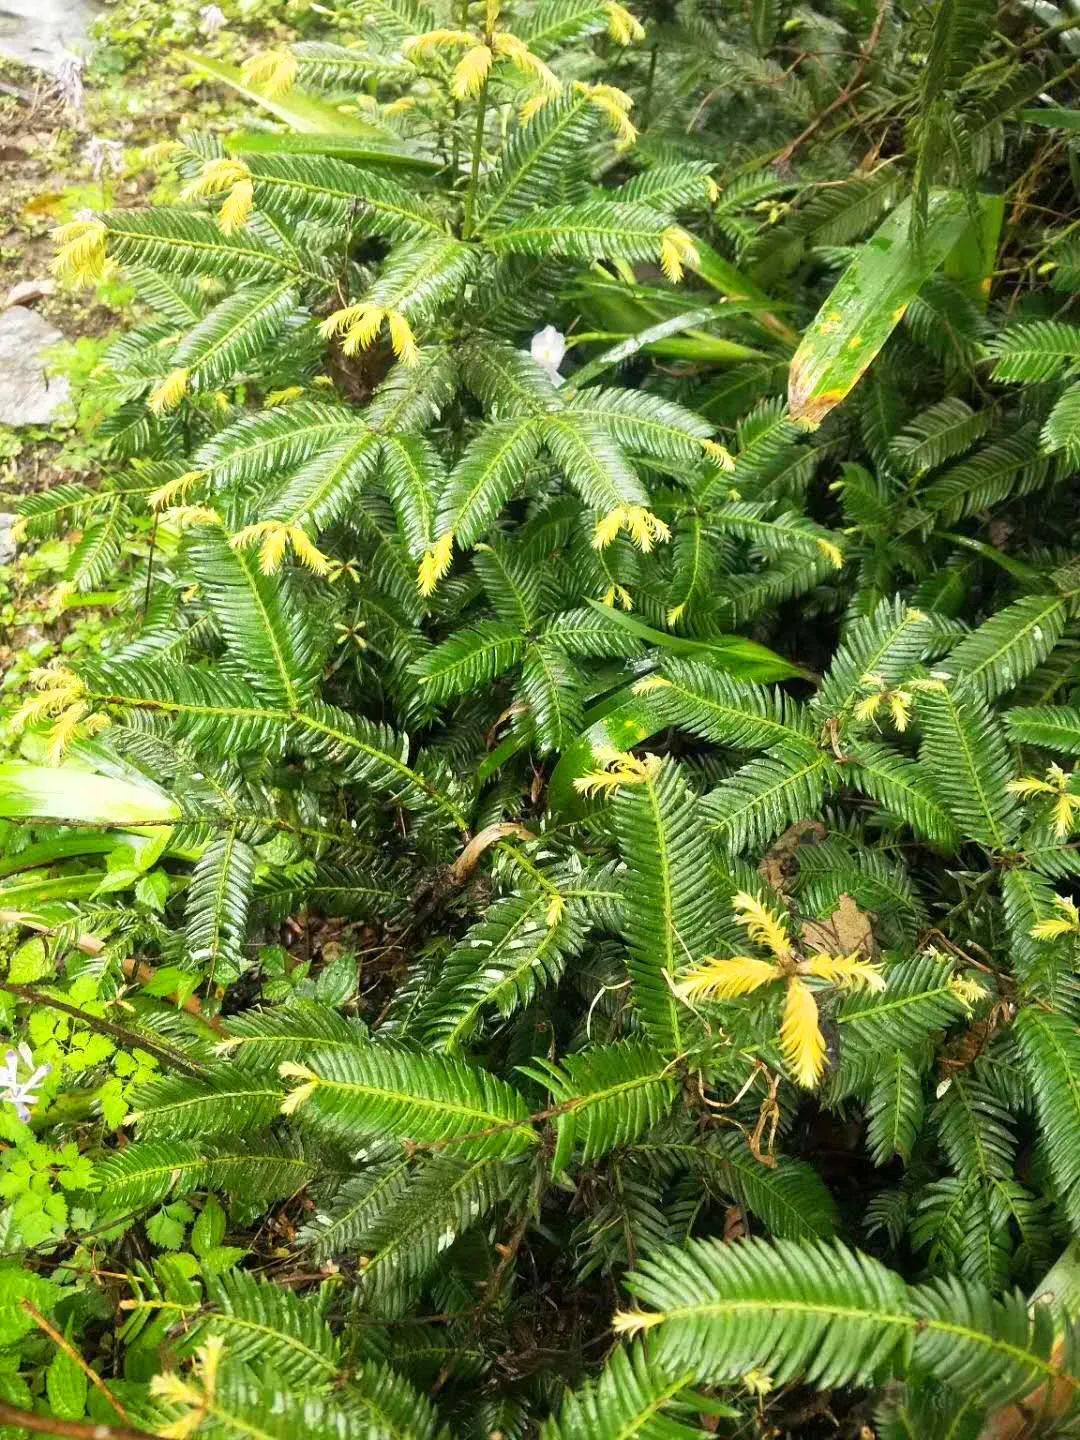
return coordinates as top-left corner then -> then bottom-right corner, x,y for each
2,0 -> 1080,1435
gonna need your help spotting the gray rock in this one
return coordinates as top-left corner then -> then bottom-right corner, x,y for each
4,278 -> 56,308
0,305 -> 70,426
0,514 -> 15,566
0,0 -> 101,75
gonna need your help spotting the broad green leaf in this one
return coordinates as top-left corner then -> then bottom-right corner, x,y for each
943,194 -> 1004,309
690,238 -> 798,346
183,53 -> 384,136
787,191 -> 969,428
225,129 -> 441,171
1020,107 -> 1080,131
0,763 -> 180,827
583,602 -> 804,679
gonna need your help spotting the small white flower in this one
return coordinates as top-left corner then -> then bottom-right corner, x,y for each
530,325 -> 566,386
85,137 -> 125,181
199,4 -> 228,35
0,1045 -> 52,1123
55,55 -> 85,112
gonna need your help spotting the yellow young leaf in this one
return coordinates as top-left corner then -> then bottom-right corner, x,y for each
604,0 -> 645,44
780,978 -> 826,1088
493,33 -> 561,93
148,368 -> 190,415
403,28 -> 475,55
219,178 -> 254,234
1007,776 -> 1057,797
418,531 -> 454,596
701,438 -> 735,470
287,526 -> 332,577
342,306 -> 388,355
1030,893 -> 1080,941
576,82 -> 638,148
52,218 -> 108,286
675,955 -> 782,1001
150,470 -> 203,510
279,1062 -> 320,1114
731,890 -> 792,959
319,302 -> 368,339
887,689 -> 911,732
573,750 -> 658,797
853,691 -> 882,725
386,309 -> 419,366
240,49 -> 298,98
451,44 -> 493,99
659,226 -> 698,284
799,953 -> 885,992
593,505 -> 670,552
611,1308 -> 663,1335
181,157 -> 251,202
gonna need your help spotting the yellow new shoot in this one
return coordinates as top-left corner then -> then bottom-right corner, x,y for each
265,386 -> 305,407
800,953 -> 885,991
573,748 -> 659,798
150,1337 -> 223,1440
659,226 -> 698,284
610,1308 -> 664,1335
592,505 -> 670,552
164,505 -> 221,531
732,890 -> 791,959
575,83 -> 637,148
887,689 -> 912,731
674,888 -> 885,1087
519,89 -> 557,124
493,32 -> 561,93
386,309 -> 420,365
418,532 -> 454,596
279,1061 -> 320,1114
632,675 -> 672,695
140,140 -> 184,167
855,674 -> 912,732
815,535 -> 844,569
701,438 -> 735,470
452,44 -> 493,99
403,28 -> 474,56
219,178 -> 254,234
604,0 -> 645,44
675,955 -> 782,1002
231,521 -> 331,576
180,156 -> 251,202
148,368 -> 190,415
14,666 -> 84,729
781,977 -> 826,1089
319,302 -> 369,340
341,306 -> 388,356
47,701 -> 102,764
150,470 -> 203,510
1008,764 -> 1080,838
240,48 -> 298,97
600,583 -> 633,611
545,892 -> 566,928
948,974 -> 985,1010
1030,894 -> 1080,941
52,218 -> 108,286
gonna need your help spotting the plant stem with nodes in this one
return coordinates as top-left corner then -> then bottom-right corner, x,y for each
462,76 -> 491,240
